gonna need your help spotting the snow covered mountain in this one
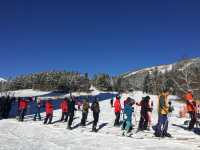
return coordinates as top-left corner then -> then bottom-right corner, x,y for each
123,57 -> 200,78
119,57 -> 200,92
123,64 -> 173,78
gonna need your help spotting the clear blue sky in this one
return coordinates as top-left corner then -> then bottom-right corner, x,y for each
0,0 -> 200,78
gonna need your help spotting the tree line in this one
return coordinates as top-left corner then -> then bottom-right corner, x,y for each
0,58 -> 200,99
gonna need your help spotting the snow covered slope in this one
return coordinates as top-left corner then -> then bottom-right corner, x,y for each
123,57 -> 200,78
124,64 -> 173,78
0,90 -> 199,150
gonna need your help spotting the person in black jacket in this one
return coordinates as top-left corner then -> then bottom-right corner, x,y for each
91,98 -> 100,132
67,96 -> 76,130
137,96 -> 151,131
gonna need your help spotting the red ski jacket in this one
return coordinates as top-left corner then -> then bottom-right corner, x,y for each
184,92 -> 195,112
45,101 -> 53,114
114,98 -> 121,113
60,101 -> 68,112
19,99 -> 28,110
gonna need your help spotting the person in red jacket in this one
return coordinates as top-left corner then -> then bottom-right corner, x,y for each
44,100 -> 53,124
184,90 -> 197,130
19,98 -> 28,122
114,95 -> 122,126
60,98 -> 69,122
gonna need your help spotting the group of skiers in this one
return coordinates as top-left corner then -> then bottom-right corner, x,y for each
112,95 -> 156,137
14,96 -> 101,132
0,88 -> 199,137
112,88 -> 199,138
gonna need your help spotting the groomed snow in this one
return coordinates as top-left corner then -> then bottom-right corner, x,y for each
0,90 -> 199,150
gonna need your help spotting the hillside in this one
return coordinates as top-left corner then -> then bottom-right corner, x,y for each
119,57 -> 200,96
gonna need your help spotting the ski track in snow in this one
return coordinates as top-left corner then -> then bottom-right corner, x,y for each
0,91 -> 200,150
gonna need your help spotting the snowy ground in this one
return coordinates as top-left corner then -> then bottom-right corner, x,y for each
0,90 -> 200,150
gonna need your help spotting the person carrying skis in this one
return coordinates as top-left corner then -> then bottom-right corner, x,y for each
114,95 -> 122,126
67,96 -> 76,130
44,100 -> 53,124
91,98 -> 100,132
136,96 -> 150,131
122,97 -> 135,136
184,90 -> 197,130
155,89 -> 171,137
34,97 -> 42,121
81,99 -> 90,126
19,98 -> 28,122
60,98 -> 69,122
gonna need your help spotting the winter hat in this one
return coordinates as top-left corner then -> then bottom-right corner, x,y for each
145,96 -> 150,100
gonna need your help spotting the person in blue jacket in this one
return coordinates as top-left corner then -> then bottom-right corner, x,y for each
122,97 -> 135,136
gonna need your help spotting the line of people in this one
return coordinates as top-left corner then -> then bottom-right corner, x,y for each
15,96 -> 101,132
112,90 -> 177,138
1,89 -> 199,137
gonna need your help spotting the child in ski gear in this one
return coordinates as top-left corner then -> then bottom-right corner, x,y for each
122,97 -> 135,136
137,96 -> 151,131
91,98 -> 100,132
155,90 -> 171,137
81,99 -> 90,126
67,96 -> 76,129
44,100 -> 53,124
60,98 -> 69,122
184,90 -> 197,130
114,95 -> 122,126
34,97 -> 42,121
19,98 -> 28,122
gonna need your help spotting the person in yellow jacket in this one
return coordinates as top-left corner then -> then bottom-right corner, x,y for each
155,89 -> 172,138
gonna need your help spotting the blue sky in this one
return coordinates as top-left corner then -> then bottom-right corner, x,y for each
0,0 -> 200,78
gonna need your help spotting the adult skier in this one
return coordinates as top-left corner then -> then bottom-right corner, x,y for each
60,98 -> 69,122
184,90 -> 197,130
91,98 -> 100,132
114,95 -> 122,126
34,97 -> 42,121
155,89 -> 172,137
19,98 -> 28,122
137,96 -> 151,131
67,96 -> 76,130
44,100 -> 53,124
80,99 -> 90,126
